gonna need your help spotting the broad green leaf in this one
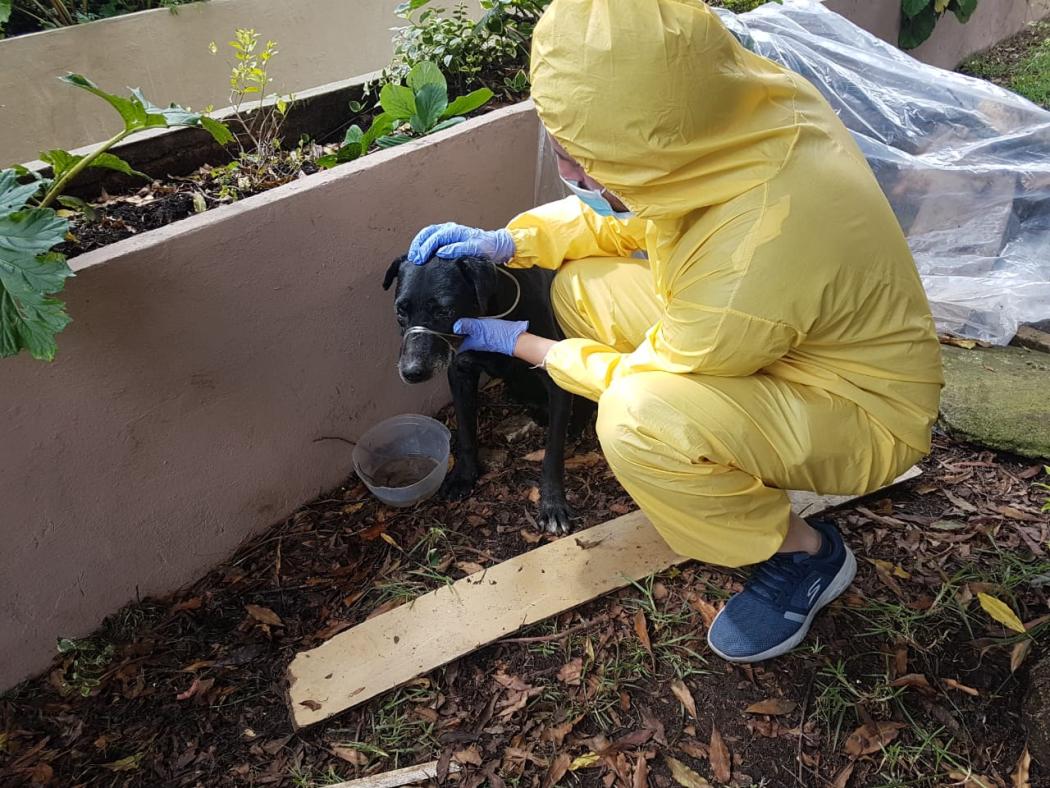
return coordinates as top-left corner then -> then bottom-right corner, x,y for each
379,84 -> 417,121
898,5 -> 937,49
362,113 -> 395,149
60,73 -> 151,131
0,209 -> 68,258
344,125 -> 365,147
441,87 -> 494,119
951,0 -> 978,22
978,593 -> 1026,634
407,61 -> 447,93
88,152 -> 149,180
0,170 -> 44,217
901,0 -> 931,18
315,154 -> 340,170
40,150 -> 82,181
0,0 -> 10,35
129,88 -> 197,128
934,0 -> 950,12
376,134 -> 414,149
57,195 -> 97,222
411,83 -> 449,133
200,116 -> 235,146
429,117 -> 466,133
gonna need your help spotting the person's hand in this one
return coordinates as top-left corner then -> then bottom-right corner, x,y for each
408,223 -> 515,265
453,318 -> 529,356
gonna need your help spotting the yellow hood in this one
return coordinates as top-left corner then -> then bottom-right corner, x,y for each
529,0 -> 803,219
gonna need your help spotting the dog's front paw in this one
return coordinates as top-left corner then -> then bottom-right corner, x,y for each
538,498 -> 573,535
441,467 -> 479,501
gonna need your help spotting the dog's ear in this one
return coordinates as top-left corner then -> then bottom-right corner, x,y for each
382,256 -> 407,291
454,256 -> 500,311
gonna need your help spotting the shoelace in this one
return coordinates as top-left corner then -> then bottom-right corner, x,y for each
401,264 -> 522,353
745,553 -> 809,606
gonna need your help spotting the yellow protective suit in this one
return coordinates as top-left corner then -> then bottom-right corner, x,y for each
503,0 -> 944,567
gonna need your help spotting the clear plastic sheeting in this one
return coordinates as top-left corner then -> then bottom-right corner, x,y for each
711,0 -> 1050,344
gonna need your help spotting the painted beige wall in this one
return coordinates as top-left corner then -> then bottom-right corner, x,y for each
0,103 -> 544,690
824,0 -> 1050,68
0,0 -> 480,165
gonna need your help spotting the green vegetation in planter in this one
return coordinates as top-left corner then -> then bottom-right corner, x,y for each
388,0 -> 548,99
0,74 -> 231,361
318,62 -> 493,169
962,24 -> 1050,109
206,28 -> 300,201
899,0 -> 978,50
0,0 -> 201,38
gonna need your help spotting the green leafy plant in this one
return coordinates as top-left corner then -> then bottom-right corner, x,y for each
1036,466 -> 1050,513
319,62 -> 492,168
1,74 -> 231,361
205,29 -> 300,199
1,0 -> 200,37
54,636 -> 115,697
389,0 -> 546,98
900,0 -> 978,49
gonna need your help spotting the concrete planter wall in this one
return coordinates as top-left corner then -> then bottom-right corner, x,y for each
0,0 -> 479,165
0,102 -> 549,689
825,0 -> 1050,68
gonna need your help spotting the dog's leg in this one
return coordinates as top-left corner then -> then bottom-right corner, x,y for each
442,356 -> 483,501
538,378 -> 574,534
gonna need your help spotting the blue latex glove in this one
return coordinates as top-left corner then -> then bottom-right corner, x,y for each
408,223 -> 516,265
453,318 -> 529,356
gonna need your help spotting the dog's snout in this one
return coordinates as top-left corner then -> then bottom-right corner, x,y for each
399,357 -> 434,384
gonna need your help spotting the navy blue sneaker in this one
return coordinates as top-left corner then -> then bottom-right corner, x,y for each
707,520 -> 856,663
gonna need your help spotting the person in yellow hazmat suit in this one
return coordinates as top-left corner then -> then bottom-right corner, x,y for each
406,0 -> 943,662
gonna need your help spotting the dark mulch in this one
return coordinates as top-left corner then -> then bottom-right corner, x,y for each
1,379 -> 1048,787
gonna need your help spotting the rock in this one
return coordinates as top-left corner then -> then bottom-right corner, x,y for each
496,414 -> 538,443
940,346 -> 1050,459
1024,652 -> 1050,766
1013,324 -> 1050,355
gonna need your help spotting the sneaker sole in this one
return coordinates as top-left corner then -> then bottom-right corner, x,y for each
706,544 -> 857,664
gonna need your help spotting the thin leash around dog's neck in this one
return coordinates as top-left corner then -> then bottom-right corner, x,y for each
402,264 -> 522,352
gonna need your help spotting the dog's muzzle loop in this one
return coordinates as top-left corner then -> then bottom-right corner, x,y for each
401,264 -> 522,353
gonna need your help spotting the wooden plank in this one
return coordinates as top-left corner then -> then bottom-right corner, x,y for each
326,760 -> 458,788
287,468 -> 921,727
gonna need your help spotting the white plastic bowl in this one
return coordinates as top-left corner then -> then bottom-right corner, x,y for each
352,414 -> 451,507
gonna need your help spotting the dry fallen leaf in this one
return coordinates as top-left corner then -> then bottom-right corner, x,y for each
940,336 -> 977,349
687,594 -> 719,628
299,699 -> 322,711
943,678 -> 979,697
666,757 -> 712,788
528,487 -> 541,504
171,596 -> 203,613
948,770 -> 996,788
245,604 -> 282,626
844,722 -> 905,756
524,449 -> 546,462
670,679 -> 698,719
634,609 -> 653,659
1012,746 -> 1031,788
652,582 -> 669,600
744,698 -> 797,716
633,753 -> 648,788
557,658 -> 583,686
455,561 -> 485,576
709,725 -> 731,784
542,753 -> 571,788
331,745 -> 368,766
869,558 -> 911,579
565,452 -> 603,469
678,739 -> 708,761
943,489 -> 977,513
978,593 -> 1027,633
889,673 -> 933,694
1011,640 -> 1032,673
454,747 -> 483,766
831,762 -> 855,788
570,752 -> 600,770
520,529 -> 543,544
176,677 -> 214,702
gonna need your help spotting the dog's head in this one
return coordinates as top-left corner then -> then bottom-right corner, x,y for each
382,254 -> 500,384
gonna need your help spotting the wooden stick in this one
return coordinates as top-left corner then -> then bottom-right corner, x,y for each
326,760 -> 460,788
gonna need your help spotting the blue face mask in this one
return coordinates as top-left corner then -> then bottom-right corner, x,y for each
561,177 -> 634,220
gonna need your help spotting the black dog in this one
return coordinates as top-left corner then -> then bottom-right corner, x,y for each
382,254 -> 590,534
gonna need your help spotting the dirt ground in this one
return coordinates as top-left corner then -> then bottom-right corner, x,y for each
1,378 -> 1047,788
